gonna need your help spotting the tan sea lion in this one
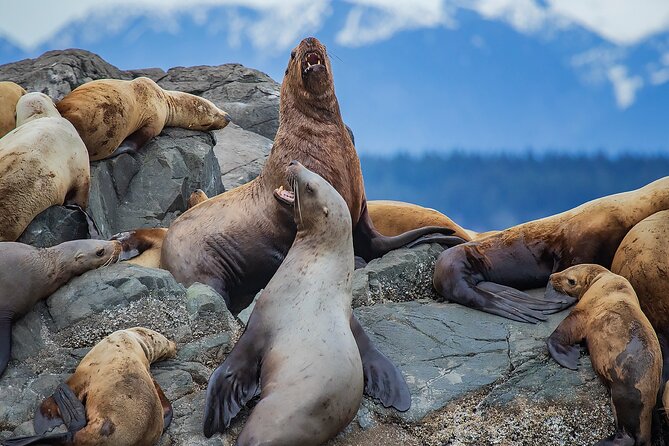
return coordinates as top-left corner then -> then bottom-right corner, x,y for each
0,81 -> 26,138
112,228 -> 168,269
546,264 -> 661,446
204,162 -> 409,443
0,239 -> 122,377
611,210 -> 669,420
56,77 -> 231,161
4,327 -> 176,446
0,92 -> 90,242
187,189 -> 208,208
433,177 -> 669,323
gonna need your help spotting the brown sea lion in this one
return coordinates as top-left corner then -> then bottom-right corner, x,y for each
0,92 -> 90,242
4,328 -> 176,446
433,177 -> 669,323
0,239 -> 122,377
56,77 -> 231,161
546,264 -> 661,446
0,81 -> 26,138
204,162 -> 409,443
611,210 -> 669,420
112,228 -> 168,269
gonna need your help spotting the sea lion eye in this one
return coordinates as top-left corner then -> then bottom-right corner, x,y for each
96,248 -> 105,257
567,278 -> 576,286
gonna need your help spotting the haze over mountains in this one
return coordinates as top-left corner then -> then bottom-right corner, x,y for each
1,0 -> 668,157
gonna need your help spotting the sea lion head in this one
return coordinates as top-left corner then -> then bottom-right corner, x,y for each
284,37 -> 334,99
16,92 -> 60,126
546,264 -> 608,301
55,239 -> 123,275
274,160 -> 351,235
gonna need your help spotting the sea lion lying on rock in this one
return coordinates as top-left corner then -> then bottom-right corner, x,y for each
0,81 -> 26,138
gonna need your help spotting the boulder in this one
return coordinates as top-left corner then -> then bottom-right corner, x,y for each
17,206 -> 89,248
213,123 -> 273,190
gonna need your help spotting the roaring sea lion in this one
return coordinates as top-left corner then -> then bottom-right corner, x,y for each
546,264 -> 661,446
433,177 -> 669,323
4,327 -> 176,446
0,239 -> 122,377
204,162 -> 409,443
57,77 -> 231,161
0,81 -> 26,138
611,210 -> 669,419
0,92 -> 90,242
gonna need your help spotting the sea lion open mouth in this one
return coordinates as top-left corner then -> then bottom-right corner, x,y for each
274,185 -> 295,206
302,51 -> 325,75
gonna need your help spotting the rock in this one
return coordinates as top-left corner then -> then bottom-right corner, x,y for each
89,128 -> 224,237
213,123 -> 273,190
0,49 -> 130,101
127,67 -> 167,82
157,64 -> 281,140
17,206 -> 89,248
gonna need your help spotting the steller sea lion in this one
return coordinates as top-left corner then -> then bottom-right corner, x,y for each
0,92 -> 90,242
0,239 -> 122,377
56,77 -> 231,161
433,176 -> 669,323
112,228 -> 168,270
0,81 -> 26,138
546,264 -> 661,446
204,162 -> 409,443
4,327 -> 176,446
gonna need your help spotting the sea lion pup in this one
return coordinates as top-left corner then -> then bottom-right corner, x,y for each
0,81 -> 26,138
433,176 -> 669,323
4,328 -> 177,446
0,239 -> 122,377
56,77 -> 231,161
0,92 -> 90,242
611,210 -> 669,419
204,162 -> 409,444
546,264 -> 661,446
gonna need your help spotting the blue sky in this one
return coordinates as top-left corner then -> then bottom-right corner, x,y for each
1,0 -> 668,156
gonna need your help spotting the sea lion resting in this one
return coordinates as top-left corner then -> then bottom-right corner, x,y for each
57,77 -> 231,161
0,239 -> 122,377
204,162 -> 409,443
433,176 -> 669,323
4,328 -> 176,446
546,264 -> 661,446
0,92 -> 90,242
0,81 -> 26,138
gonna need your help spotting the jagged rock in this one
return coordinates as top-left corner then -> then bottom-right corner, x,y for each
89,128 -> 224,237
127,67 -> 167,82
17,206 -> 89,248
157,64 -> 281,140
0,49 -> 130,101
213,123 -> 273,190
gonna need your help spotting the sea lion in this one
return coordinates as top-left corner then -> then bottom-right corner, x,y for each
204,162 -> 409,443
611,210 -> 669,419
187,189 -> 208,208
56,77 -> 231,161
0,81 -> 26,138
0,239 -> 122,377
0,92 -> 90,242
161,36 -> 462,312
546,264 -> 661,446
112,228 -> 168,269
433,176 -> 669,323
4,327 -> 176,446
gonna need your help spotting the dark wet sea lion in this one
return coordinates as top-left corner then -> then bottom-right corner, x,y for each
57,77 -> 231,161
4,328 -> 176,446
0,239 -> 122,377
433,176 -> 669,323
204,162 -> 403,444
546,264 -> 661,446
0,81 -> 26,138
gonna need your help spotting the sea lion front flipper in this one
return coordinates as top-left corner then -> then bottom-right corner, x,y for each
110,125 -> 158,158
152,378 -> 173,430
477,282 -> 575,314
350,315 -> 411,412
203,330 -> 261,438
34,383 -> 86,435
0,311 -> 14,377
546,312 -> 586,370
1,432 -> 70,446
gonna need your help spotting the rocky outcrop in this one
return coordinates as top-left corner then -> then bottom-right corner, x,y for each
18,206 -> 90,248
213,123 -> 273,190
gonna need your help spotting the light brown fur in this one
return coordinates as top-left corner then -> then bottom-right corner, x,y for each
57,77 -> 230,161
547,265 -> 661,446
0,81 -> 26,138
0,93 -> 90,241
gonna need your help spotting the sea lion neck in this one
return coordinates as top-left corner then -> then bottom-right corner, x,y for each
280,75 -> 342,124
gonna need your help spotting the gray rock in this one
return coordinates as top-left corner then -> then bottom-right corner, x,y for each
17,206 -> 89,248
89,128 -> 224,237
157,64 -> 281,140
127,67 -> 167,82
213,123 -> 273,190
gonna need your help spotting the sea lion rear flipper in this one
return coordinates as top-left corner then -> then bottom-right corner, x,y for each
546,312 -> 585,370
152,378 -> 173,430
0,312 -> 14,377
477,282 -> 575,314
34,383 -> 86,435
1,432 -> 70,446
350,315 -> 411,412
203,330 -> 261,438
